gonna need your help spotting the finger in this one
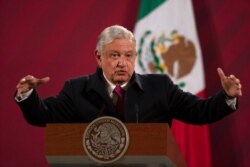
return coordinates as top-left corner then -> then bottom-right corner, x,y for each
20,78 -> 26,83
235,78 -> 240,85
237,83 -> 242,89
20,77 -> 28,83
238,89 -> 242,95
20,75 -> 34,83
236,84 -> 242,91
16,83 -> 23,89
235,83 -> 242,96
26,75 -> 34,80
37,77 -> 50,85
228,75 -> 241,85
17,77 -> 32,88
238,89 -> 242,96
227,75 -> 236,83
217,67 -> 226,80
228,74 -> 235,80
16,88 -> 23,96
17,75 -> 50,90
16,84 -> 30,95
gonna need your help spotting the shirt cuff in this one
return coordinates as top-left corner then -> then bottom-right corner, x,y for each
15,89 -> 34,102
225,98 -> 237,110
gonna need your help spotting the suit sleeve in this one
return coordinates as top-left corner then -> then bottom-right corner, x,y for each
164,76 -> 238,125
16,80 -> 77,126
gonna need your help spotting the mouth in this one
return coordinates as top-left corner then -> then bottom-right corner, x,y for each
115,70 -> 127,75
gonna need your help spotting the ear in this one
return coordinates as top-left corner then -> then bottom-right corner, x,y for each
95,50 -> 102,67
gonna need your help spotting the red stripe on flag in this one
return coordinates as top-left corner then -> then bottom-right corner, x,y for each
171,90 -> 211,167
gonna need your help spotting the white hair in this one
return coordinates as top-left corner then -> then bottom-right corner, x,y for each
96,25 -> 136,53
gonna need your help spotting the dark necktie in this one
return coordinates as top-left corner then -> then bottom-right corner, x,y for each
113,85 -> 125,119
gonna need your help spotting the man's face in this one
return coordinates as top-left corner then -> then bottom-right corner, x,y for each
96,39 -> 137,85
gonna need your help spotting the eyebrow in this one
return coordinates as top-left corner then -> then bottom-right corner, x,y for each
108,50 -> 135,53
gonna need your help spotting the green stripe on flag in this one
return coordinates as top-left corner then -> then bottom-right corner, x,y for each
137,0 -> 166,20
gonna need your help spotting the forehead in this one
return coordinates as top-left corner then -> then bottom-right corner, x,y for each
104,39 -> 136,52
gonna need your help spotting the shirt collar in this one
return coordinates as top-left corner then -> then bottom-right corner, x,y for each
102,72 -> 128,97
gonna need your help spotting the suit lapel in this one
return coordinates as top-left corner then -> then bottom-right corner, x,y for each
124,74 -> 144,122
84,68 -> 145,122
85,68 -> 119,117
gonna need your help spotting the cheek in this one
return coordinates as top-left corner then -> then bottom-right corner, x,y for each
104,61 -> 117,73
103,59 -> 115,67
127,60 -> 135,70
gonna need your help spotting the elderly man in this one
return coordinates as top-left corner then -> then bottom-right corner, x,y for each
15,25 -> 242,126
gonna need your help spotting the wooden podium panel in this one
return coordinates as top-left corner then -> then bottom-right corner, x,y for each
45,123 -> 187,167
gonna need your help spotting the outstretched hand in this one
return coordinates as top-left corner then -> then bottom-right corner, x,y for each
217,68 -> 242,98
16,75 -> 50,96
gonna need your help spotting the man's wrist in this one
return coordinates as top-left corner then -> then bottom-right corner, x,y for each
15,89 -> 34,102
223,91 -> 235,99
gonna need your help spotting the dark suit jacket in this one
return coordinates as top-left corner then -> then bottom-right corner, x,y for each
17,68 -> 237,126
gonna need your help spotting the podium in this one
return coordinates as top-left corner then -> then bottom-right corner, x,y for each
45,123 -> 187,167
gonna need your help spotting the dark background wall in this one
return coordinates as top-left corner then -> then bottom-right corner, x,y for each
1,0 -> 249,166
193,1 -> 250,166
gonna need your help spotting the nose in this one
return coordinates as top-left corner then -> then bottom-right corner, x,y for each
117,56 -> 126,66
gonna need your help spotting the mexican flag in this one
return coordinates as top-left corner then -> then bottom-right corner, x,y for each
134,0 -> 211,166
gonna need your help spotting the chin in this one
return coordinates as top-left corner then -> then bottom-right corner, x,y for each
114,78 -> 129,84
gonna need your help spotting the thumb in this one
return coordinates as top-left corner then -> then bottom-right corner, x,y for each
37,77 -> 50,85
217,67 -> 226,80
